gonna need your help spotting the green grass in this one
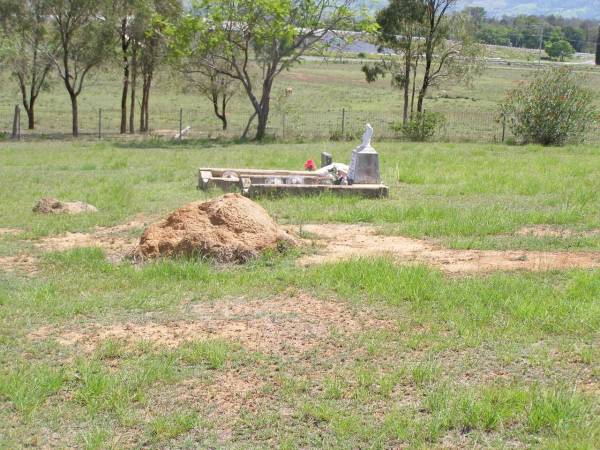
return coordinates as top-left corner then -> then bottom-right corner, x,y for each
1,141 -> 599,249
1,59 -> 599,141
0,140 -> 599,448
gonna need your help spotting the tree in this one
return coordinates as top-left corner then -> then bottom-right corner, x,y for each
171,0 -> 355,141
362,0 -> 427,125
0,0 -> 55,130
463,6 -> 486,28
175,52 -> 239,131
416,1 -> 483,114
544,30 -> 574,61
48,0 -> 114,137
114,0 -> 136,134
545,39 -> 575,61
562,25 -> 584,52
500,68 -> 597,146
111,0 -> 181,134
596,27 -> 600,66
137,0 -> 181,133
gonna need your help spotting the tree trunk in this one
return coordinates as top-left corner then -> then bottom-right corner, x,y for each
120,60 -> 129,133
140,79 -> 146,132
120,22 -> 130,134
255,79 -> 273,141
255,112 -> 269,140
212,91 -> 228,131
140,74 -> 152,132
129,47 -> 137,133
70,93 -> 79,137
145,77 -> 151,131
26,105 -> 35,130
241,112 -> 257,139
417,48 -> 432,114
402,45 -> 412,125
596,26 -> 600,66
411,59 -> 418,118
221,95 -> 228,130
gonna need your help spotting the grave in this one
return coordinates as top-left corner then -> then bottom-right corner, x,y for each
197,125 -> 388,198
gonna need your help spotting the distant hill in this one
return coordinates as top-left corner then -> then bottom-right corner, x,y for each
357,1 -> 600,19
457,0 -> 600,20
182,1 -> 600,21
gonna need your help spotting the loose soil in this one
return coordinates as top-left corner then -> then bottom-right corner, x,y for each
29,293 -> 392,357
0,255 -> 38,275
0,220 -> 145,275
33,198 -> 98,214
133,194 -> 297,263
35,220 -> 146,261
0,228 -> 21,236
516,225 -> 600,238
295,224 -> 600,274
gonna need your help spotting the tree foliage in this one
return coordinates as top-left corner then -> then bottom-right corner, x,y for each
596,26 -> 600,66
545,39 -> 575,61
466,7 -> 597,54
0,0 -> 55,129
500,68 -> 597,146
363,0 -> 483,128
174,50 -> 239,131
361,0 -> 426,124
545,30 -> 575,61
47,0 -> 114,136
169,0 -> 355,140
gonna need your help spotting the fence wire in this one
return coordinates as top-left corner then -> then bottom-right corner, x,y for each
2,106 -> 600,143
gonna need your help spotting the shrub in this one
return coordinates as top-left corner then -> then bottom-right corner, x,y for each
499,68 -> 597,146
395,112 -> 445,142
545,39 -> 575,61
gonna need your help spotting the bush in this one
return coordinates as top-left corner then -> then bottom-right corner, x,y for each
500,68 -> 597,146
395,112 -> 445,142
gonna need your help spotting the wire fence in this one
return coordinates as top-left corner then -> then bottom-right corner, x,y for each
2,105 -> 600,144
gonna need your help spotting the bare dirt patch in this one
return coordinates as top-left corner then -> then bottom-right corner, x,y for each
516,225 -> 600,238
33,197 -> 98,214
0,255 -> 38,275
295,224 -> 600,274
35,219 -> 145,261
133,194 -> 297,263
37,233 -> 137,261
176,371 -> 268,416
0,227 -> 22,236
29,293 -> 391,357
145,369 -> 272,443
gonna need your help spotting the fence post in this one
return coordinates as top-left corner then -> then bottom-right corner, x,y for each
11,105 -> 21,140
341,108 -> 346,136
501,115 -> 506,143
179,108 -> 183,141
98,108 -> 102,139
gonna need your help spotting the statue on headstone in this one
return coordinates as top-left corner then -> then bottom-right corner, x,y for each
358,123 -> 374,151
348,124 -> 380,185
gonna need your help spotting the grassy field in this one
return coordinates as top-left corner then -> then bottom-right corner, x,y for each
1,140 -> 599,448
2,58 -> 600,141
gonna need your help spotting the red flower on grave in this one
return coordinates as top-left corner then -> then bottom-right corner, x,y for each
304,159 -> 316,171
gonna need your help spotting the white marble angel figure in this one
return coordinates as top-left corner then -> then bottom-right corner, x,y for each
358,123 -> 374,151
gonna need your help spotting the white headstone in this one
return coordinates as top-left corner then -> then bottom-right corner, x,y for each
349,124 -> 380,184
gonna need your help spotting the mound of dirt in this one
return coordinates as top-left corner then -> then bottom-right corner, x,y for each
133,194 -> 297,263
33,198 -> 98,214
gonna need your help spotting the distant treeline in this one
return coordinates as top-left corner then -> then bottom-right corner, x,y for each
464,7 -> 599,53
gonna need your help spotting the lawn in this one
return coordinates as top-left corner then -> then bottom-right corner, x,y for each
1,140 -> 599,448
2,59 -> 600,141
